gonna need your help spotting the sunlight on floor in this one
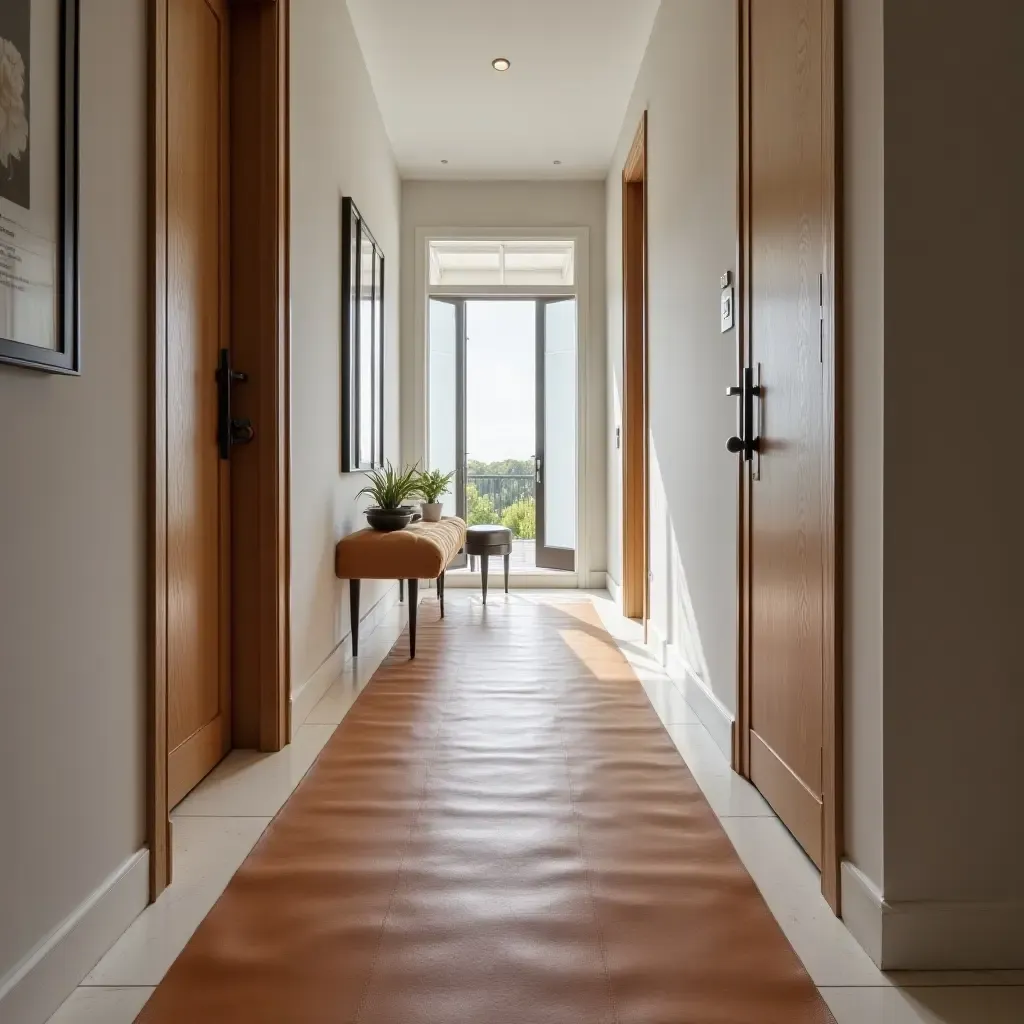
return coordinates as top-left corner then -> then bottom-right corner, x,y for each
47,590 -> 1024,1024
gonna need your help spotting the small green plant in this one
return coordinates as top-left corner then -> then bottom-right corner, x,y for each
501,497 -> 536,540
416,468 -> 455,504
357,461 -> 421,509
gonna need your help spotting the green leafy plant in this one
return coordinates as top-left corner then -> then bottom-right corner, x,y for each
357,461 -> 421,509
465,483 -> 498,527
416,468 -> 455,504
501,497 -> 536,540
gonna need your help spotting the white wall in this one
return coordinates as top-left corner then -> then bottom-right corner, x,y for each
843,0 -> 1024,967
843,0 -> 885,896
881,0 -> 1024,910
606,1 -> 739,739
400,180 -> 607,579
0,0 -> 148,1002
289,1 -> 402,691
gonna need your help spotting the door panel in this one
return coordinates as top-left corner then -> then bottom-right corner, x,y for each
428,298 -> 459,518
748,0 -> 825,865
167,0 -> 231,808
536,298 -> 577,572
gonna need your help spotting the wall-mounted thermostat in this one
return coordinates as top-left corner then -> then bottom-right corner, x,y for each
720,270 -> 735,333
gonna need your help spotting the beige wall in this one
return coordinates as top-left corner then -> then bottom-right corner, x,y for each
0,0 -> 148,989
400,180 -> 608,579
881,0 -> 1024,907
843,0 -> 885,893
606,0 -> 739,730
289,1 -> 402,690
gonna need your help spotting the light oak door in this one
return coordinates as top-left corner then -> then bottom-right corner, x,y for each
747,0 -> 826,865
166,0 -> 232,808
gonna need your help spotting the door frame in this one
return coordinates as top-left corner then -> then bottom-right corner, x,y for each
415,226 -> 593,585
148,0 -> 291,900
735,0 -> 842,912
621,112 -> 649,623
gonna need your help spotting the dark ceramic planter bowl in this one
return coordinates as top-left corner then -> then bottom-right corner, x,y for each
365,506 -> 418,532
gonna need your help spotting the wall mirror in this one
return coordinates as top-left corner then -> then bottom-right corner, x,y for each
341,197 -> 384,471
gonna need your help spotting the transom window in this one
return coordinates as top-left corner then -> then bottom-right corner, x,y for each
428,240 -> 575,287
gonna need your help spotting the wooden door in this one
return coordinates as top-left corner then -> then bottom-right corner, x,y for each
166,0 -> 231,808
746,0 -> 826,866
621,113 -> 648,621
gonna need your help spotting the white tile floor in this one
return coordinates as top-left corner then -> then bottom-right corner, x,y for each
48,591 -> 1024,1023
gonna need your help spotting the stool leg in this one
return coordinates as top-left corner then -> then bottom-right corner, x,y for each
481,555 -> 489,605
408,579 -> 418,658
349,579 -> 360,658
504,553 -> 510,594
399,579 -> 404,603
438,571 -> 445,617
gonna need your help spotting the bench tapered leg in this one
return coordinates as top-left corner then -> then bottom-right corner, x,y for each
350,579 -> 360,658
438,571 -> 445,617
480,556 -> 489,605
408,579 -> 418,658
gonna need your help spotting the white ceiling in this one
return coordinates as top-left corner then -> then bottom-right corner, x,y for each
346,0 -> 660,180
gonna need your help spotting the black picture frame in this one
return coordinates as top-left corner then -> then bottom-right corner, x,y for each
0,0 -> 80,375
341,197 -> 384,472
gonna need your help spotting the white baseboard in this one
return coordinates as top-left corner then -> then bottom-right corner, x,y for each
840,861 -> 884,964
604,573 -> 620,603
0,850 -> 149,1024
648,621 -> 734,760
290,583 -> 400,738
841,859 -> 1024,969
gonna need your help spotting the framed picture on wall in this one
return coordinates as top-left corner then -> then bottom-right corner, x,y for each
341,197 -> 384,472
0,0 -> 80,375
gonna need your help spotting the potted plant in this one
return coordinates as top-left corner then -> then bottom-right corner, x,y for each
416,468 -> 455,522
357,461 -> 421,532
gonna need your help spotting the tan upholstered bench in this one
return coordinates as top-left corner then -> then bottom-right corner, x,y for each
334,517 -> 467,658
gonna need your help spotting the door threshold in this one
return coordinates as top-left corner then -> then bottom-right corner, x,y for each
445,572 -> 579,589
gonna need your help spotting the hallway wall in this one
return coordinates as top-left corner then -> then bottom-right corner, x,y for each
843,0 -> 1024,969
876,0 -> 1024,960
400,180 -> 608,582
605,0 -> 739,751
289,1 -> 402,694
842,0 -> 886,905
0,0 -> 149,1011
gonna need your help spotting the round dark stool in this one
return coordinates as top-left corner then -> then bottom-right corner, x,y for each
465,525 -> 512,604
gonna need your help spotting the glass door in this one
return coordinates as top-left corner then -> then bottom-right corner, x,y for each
428,296 -> 577,575
428,298 -> 467,568
536,298 -> 577,571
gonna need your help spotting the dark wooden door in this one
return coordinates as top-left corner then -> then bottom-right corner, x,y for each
166,0 -> 232,808
747,0 -> 826,866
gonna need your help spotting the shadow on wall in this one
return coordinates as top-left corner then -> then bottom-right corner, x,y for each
608,344 -> 714,693
648,440 -> 714,688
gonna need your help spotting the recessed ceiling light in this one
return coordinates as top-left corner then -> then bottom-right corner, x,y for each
492,57 -> 511,72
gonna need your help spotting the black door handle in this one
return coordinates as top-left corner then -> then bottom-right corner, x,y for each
216,349 -> 254,459
726,365 -> 761,461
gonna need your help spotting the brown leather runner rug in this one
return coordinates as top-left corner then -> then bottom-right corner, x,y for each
138,599 -> 834,1023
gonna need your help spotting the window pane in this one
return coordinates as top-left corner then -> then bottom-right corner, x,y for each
429,300 -> 458,517
543,299 -> 576,550
429,240 -> 575,287
502,242 -> 575,285
429,242 -> 502,286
